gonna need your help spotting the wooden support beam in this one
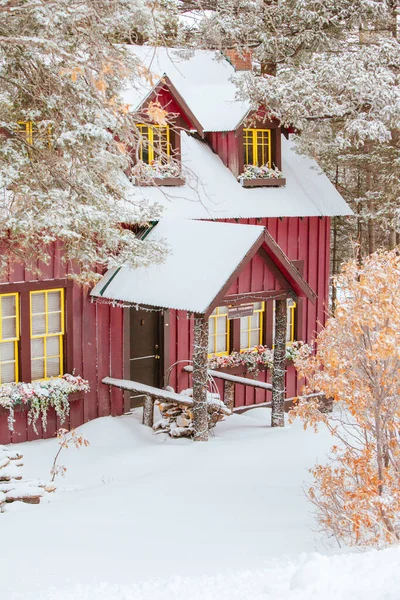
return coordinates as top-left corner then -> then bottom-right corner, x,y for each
192,316 -> 209,442
102,377 -> 231,415
142,395 -> 154,427
271,298 -> 287,427
184,366 -> 272,391
224,380 -> 235,411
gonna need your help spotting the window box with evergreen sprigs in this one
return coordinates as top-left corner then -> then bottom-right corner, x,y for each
132,160 -> 185,187
238,165 -> 286,188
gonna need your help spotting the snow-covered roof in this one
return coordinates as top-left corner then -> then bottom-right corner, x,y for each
91,219 -> 264,313
121,133 -> 352,219
122,46 -> 250,132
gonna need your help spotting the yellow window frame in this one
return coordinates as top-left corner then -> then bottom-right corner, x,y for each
287,299 -> 296,343
208,306 -> 230,357
17,120 -> 52,148
137,123 -> 171,164
272,299 -> 296,344
18,120 -> 34,145
30,288 -> 65,381
240,302 -> 265,351
0,293 -> 20,384
243,128 -> 272,167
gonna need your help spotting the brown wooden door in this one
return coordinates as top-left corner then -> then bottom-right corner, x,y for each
129,308 -> 162,408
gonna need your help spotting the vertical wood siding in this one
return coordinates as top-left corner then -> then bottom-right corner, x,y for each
0,245 -> 123,444
169,216 -> 331,408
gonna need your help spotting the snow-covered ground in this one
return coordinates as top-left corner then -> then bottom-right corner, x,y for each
2,408 -> 400,599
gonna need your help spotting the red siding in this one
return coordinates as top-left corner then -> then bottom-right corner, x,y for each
0,250 -> 124,444
206,132 -> 240,178
169,216 -> 331,407
0,215 -> 331,441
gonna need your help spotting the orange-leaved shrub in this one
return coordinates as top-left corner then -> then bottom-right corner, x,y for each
291,250 -> 400,547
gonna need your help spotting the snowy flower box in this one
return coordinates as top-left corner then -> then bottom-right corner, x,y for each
132,160 -> 185,187
0,374 -> 89,433
238,164 -> 286,188
241,177 -> 286,188
208,342 -> 311,375
145,176 -> 185,187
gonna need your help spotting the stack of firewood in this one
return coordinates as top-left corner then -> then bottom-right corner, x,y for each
153,388 -> 226,438
0,446 -> 55,511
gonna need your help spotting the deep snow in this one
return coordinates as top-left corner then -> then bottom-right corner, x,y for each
2,408 -> 399,599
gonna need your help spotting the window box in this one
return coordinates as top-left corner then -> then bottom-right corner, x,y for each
240,177 -> 286,188
210,364 -> 268,376
134,176 -> 185,187
0,389 -> 82,416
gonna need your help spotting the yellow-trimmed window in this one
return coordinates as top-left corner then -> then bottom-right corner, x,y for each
137,124 -> 170,164
240,302 -> 265,350
208,306 -> 230,356
243,128 -> 272,167
0,293 -> 19,384
18,120 -> 34,145
30,289 -> 64,380
17,120 -> 52,148
272,299 -> 296,343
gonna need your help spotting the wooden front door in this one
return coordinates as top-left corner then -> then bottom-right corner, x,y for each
129,308 -> 162,409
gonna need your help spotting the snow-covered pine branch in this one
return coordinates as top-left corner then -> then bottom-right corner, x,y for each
0,0 -> 180,281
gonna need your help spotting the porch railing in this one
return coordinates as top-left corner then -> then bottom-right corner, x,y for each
102,376 -> 231,427
183,365 -> 272,411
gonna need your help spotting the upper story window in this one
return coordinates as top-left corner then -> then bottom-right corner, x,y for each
137,124 -> 171,164
17,120 -> 52,149
18,120 -> 34,145
243,128 -> 272,168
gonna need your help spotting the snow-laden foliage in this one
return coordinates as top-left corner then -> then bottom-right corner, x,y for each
292,250 -> 400,547
177,0 -> 389,67
179,0 -> 400,260
0,0 -> 179,280
0,373 -> 89,433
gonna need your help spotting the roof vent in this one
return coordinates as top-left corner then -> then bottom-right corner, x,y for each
223,48 -> 252,72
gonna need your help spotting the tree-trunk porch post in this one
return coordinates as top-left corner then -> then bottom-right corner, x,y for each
271,298 -> 287,427
224,380 -> 235,411
192,315 -> 209,441
142,395 -> 154,427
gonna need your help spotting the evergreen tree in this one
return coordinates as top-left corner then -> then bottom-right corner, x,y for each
0,0 -> 178,281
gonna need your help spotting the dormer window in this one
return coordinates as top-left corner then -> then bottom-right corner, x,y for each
239,126 -> 286,188
243,128 -> 272,168
137,124 -> 171,164
133,123 -> 184,187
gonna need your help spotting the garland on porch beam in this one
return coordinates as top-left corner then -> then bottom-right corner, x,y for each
208,341 -> 312,374
0,374 -> 89,434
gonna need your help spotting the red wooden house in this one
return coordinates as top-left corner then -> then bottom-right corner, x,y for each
0,47 -> 351,444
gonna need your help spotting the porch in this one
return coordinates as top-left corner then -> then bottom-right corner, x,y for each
91,219 -> 315,441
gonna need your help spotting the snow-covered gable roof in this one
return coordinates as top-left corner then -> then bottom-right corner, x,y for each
122,133 -> 352,219
91,219 -> 265,313
122,46 -> 250,133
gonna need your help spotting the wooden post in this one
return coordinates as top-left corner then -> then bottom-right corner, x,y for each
224,380 -> 235,411
142,395 -> 154,427
271,299 -> 287,427
192,316 -> 209,442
